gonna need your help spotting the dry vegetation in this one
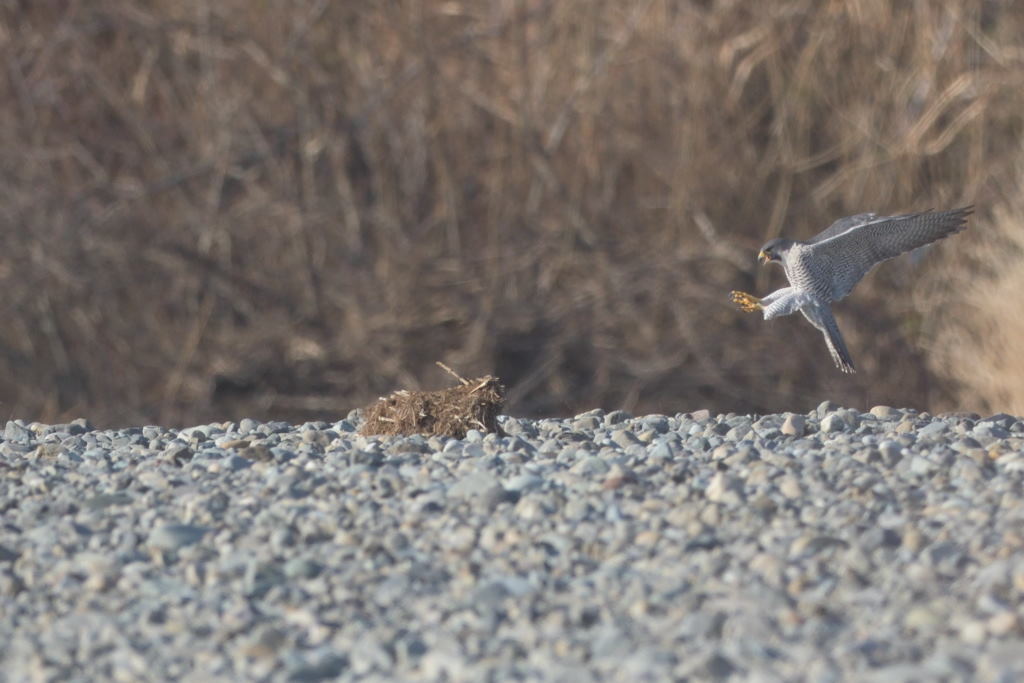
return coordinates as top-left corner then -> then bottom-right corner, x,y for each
359,365 -> 505,438
1,1 -> 1022,427
929,196 -> 1024,417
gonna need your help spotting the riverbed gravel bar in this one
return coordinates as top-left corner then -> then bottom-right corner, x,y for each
2,404 -> 1024,681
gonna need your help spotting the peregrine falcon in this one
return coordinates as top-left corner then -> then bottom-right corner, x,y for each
730,206 -> 973,373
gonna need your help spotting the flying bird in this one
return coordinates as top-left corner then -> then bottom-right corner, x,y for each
730,206 -> 973,373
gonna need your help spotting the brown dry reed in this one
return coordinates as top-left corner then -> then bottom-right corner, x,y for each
1,2 -> 1022,427
359,364 -> 505,438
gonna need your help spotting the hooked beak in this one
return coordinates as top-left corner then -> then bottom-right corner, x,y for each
758,250 -> 769,265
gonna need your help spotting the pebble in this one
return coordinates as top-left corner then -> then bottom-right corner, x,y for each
4,420 -> 33,443
878,439 -> 903,464
960,620 -> 988,645
870,405 -> 901,420
604,410 -> 631,426
917,421 -> 949,440
505,473 -> 543,493
448,471 -> 501,499
780,413 -> 806,437
571,456 -> 609,477
0,406 -> 1021,680
705,472 -> 743,505
777,475 -> 803,499
988,611 -> 1018,636
904,605 -> 941,632
820,413 -> 847,433
147,523 -> 210,551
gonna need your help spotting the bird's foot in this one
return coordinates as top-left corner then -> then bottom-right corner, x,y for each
730,290 -> 762,313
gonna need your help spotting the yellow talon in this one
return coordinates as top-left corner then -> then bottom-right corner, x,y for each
730,290 -> 762,313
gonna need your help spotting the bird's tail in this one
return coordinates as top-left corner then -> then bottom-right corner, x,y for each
821,310 -> 856,373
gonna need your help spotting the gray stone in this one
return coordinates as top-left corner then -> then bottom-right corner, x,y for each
604,410 -> 632,426
334,419 -> 358,433
479,484 -> 516,511
500,417 -> 537,438
505,473 -> 543,493
725,424 -> 751,441
3,409 -> 1024,681
571,416 -> 602,431
85,493 -> 133,510
571,456 -> 610,477
700,652 -> 737,681
816,400 -> 841,418
648,441 -> 674,460
148,524 -> 210,551
973,423 -> 1010,443
979,413 -> 1016,429
909,455 -> 936,476
225,454 -> 253,471
4,421 -> 32,443
287,652 -> 349,681
448,471 -> 501,499
160,443 -> 193,466
820,413 -> 847,433
705,472 -> 743,505
284,557 -> 324,580
917,421 -> 949,440
642,415 -> 670,433
610,429 -> 641,448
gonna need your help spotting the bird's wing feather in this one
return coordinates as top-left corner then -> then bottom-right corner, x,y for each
807,206 -> 972,300
805,212 -> 879,244
819,307 -> 856,373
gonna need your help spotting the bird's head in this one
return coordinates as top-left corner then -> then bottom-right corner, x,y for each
757,238 -> 794,266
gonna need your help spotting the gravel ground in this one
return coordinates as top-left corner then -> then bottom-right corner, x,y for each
2,404 -> 1024,682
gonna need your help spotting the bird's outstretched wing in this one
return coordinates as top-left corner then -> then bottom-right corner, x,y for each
807,206 -> 972,300
805,212 -> 878,244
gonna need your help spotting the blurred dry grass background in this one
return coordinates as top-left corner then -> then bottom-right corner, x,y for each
1,0 -> 1021,427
